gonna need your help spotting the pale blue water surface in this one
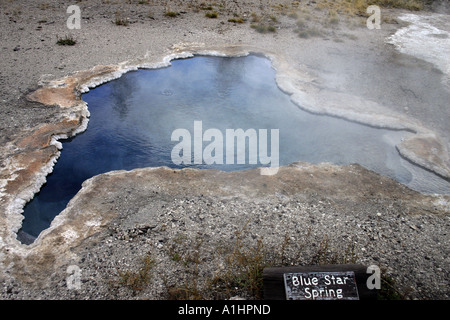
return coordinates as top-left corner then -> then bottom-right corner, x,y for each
18,55 -> 450,243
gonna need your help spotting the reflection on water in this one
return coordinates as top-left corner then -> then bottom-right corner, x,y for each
19,55 -> 450,242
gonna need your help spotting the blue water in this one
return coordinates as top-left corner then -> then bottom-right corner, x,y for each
18,55 -> 450,242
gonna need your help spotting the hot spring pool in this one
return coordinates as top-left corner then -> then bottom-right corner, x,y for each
18,55 -> 450,243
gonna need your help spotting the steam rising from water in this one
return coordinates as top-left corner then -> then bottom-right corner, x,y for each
19,55 -> 450,243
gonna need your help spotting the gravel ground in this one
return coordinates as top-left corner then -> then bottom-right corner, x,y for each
0,0 -> 449,300
1,164 -> 449,300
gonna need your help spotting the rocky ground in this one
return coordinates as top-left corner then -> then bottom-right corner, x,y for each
0,0 -> 449,300
2,164 -> 450,300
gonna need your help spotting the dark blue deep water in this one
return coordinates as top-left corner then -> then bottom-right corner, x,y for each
18,55 -> 450,243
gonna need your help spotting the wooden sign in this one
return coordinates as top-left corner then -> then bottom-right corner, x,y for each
263,264 -> 378,300
283,271 -> 359,300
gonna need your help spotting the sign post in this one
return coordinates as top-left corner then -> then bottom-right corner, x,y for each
284,271 -> 359,300
263,264 -> 378,300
